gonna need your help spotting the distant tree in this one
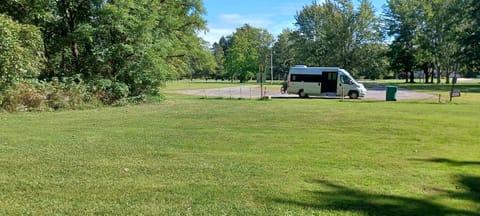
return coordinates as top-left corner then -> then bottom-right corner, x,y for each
293,0 -> 383,77
386,0 -> 463,84
224,24 -> 273,82
461,0 -> 480,75
218,36 -> 232,56
353,0 -> 387,79
187,39 -> 216,80
272,29 -> 296,80
212,42 -> 226,80
385,0 -> 422,83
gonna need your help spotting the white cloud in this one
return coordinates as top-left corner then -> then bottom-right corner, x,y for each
198,28 -> 235,45
199,1 -> 322,45
199,13 -> 276,44
218,13 -> 272,27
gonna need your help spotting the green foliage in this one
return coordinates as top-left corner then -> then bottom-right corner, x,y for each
461,0 -> 480,73
186,39 -> 217,80
0,0 -> 210,104
272,29 -> 296,80
0,14 -> 44,90
89,79 -> 129,105
224,24 -> 273,82
1,78 -> 92,112
292,0 -> 384,77
385,0 -> 464,83
212,42 -> 226,79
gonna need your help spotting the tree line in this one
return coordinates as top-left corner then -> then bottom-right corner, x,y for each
211,0 -> 480,83
0,0 -> 214,111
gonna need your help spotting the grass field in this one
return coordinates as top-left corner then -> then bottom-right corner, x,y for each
1,82 -> 479,215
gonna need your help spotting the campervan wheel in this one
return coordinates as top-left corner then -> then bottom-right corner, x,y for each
349,91 -> 359,99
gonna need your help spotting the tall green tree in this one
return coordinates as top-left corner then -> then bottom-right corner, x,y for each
212,42 -> 226,80
461,0 -> 480,75
224,24 -> 273,82
187,39 -> 216,80
385,0 -> 423,83
272,29 -> 296,80
293,0 -> 383,77
386,0 -> 463,84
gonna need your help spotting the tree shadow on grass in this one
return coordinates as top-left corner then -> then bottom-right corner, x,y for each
274,158 -> 480,215
274,177 -> 480,216
410,158 -> 480,166
273,178 -> 480,216
410,157 -> 480,204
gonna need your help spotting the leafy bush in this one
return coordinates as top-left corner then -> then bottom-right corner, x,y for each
0,14 -> 44,91
89,79 -> 130,105
1,77 -> 93,112
46,76 -> 92,110
1,80 -> 50,112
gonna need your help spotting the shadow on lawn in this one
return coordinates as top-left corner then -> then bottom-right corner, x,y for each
410,158 -> 480,166
273,158 -> 480,215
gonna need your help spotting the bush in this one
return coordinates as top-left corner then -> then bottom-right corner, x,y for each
1,80 -> 50,112
46,76 -> 92,110
0,76 -> 148,112
0,14 -> 44,91
1,77 -> 93,112
89,79 -> 130,105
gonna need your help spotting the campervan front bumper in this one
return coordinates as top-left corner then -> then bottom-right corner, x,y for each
359,84 -> 367,97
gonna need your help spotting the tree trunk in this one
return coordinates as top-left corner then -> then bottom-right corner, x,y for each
430,69 -> 434,83
445,67 -> 450,84
409,70 -> 415,83
423,63 -> 429,83
437,66 -> 442,84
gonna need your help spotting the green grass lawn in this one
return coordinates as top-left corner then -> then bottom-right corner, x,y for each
1,90 -> 480,215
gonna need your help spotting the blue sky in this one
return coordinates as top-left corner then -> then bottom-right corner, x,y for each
199,0 -> 387,44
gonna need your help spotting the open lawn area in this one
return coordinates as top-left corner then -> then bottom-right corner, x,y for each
1,88 -> 479,215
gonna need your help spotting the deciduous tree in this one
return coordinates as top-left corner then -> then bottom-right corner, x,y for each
224,24 -> 273,82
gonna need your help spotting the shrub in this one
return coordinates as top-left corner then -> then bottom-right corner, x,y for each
1,77 -> 93,112
89,79 -> 130,105
1,80 -> 50,112
0,76 -> 148,112
0,14 -> 44,91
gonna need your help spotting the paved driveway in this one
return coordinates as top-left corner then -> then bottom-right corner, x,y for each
171,85 -> 435,101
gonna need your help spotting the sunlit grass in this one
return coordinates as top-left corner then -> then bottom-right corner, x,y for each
0,87 -> 479,214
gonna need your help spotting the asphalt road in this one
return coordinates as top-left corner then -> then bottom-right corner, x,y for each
172,85 -> 435,101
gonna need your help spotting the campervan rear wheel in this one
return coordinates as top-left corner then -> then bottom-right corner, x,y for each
298,90 -> 308,98
348,91 -> 359,99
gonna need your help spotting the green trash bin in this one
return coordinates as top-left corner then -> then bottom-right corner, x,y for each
386,86 -> 398,101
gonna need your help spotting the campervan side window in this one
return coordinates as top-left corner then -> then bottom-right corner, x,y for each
291,74 -> 322,82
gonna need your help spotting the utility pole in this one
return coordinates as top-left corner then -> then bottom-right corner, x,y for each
270,49 -> 273,84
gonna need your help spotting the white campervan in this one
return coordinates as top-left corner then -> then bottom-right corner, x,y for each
286,65 -> 367,99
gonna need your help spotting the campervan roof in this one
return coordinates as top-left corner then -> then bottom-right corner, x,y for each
290,66 -> 341,74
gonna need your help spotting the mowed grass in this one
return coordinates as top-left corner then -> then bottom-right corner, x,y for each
1,94 -> 480,215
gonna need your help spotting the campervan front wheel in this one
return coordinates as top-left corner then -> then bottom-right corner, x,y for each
348,91 -> 359,99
